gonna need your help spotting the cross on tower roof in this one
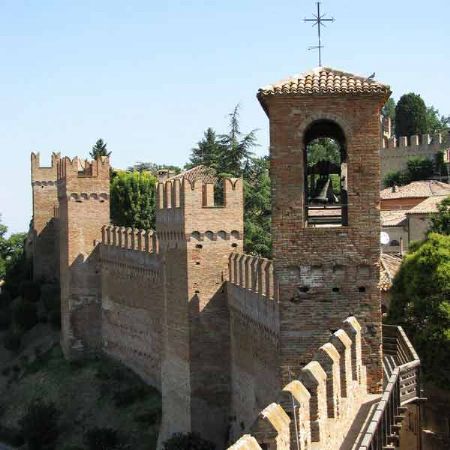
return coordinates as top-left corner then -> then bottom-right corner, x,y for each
304,2 -> 335,67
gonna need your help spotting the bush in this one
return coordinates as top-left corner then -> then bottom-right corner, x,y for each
84,427 -> 119,450
19,280 -> 41,302
0,308 -> 11,330
383,170 -> 409,188
13,300 -> 38,330
3,330 -> 22,352
19,400 -> 60,450
406,156 -> 434,181
163,432 -> 216,450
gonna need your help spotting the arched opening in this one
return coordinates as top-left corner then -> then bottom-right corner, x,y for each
304,120 -> 348,226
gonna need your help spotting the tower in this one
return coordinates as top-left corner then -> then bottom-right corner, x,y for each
57,156 -> 110,358
156,167 -> 244,447
31,152 -> 61,282
258,67 -> 391,393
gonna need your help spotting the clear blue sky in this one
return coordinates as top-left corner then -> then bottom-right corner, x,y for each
1,0 -> 449,234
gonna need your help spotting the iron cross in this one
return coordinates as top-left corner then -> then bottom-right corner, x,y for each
304,2 -> 335,67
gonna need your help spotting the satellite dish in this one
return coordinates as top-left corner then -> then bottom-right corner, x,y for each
380,232 -> 390,245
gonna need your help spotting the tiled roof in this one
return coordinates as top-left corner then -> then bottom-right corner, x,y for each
380,181 -> 450,200
379,254 -> 402,292
405,195 -> 450,215
167,165 -> 217,184
381,210 -> 407,227
257,67 -> 390,99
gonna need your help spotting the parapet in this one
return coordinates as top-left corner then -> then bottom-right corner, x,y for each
101,225 -> 157,253
381,132 -> 443,150
31,152 -> 61,183
226,316 -> 368,450
57,156 -> 110,181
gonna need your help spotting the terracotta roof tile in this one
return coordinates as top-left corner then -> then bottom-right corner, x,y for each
380,181 -> 450,200
405,194 -> 450,214
167,165 -> 217,184
379,254 -> 402,292
381,210 -> 407,227
258,67 -> 390,100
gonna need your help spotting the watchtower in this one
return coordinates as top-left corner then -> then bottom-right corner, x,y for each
156,166 -> 244,447
258,67 -> 391,393
57,156 -> 110,359
31,152 -> 61,282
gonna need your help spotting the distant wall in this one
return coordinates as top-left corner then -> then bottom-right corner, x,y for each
99,227 -> 163,388
380,133 -> 445,180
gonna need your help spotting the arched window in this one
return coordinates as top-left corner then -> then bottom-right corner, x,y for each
304,120 -> 348,227
390,239 -> 400,246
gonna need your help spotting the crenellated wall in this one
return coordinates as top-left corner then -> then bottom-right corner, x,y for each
227,316 -> 370,450
380,132 -> 446,179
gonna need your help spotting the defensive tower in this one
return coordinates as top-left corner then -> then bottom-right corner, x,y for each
57,156 -> 110,358
31,152 -> 61,281
156,167 -> 244,447
258,67 -> 391,393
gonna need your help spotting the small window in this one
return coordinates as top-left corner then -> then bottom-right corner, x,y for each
390,240 -> 400,246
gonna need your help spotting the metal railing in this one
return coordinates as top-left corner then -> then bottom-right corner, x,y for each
358,325 -> 421,450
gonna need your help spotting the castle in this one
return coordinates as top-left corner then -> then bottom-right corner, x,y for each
30,67 -> 423,449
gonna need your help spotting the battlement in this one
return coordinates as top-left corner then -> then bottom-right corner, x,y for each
228,253 -> 275,300
31,152 -> 61,183
227,316 -> 368,450
57,156 -> 110,180
101,225 -> 157,253
382,132 -> 443,150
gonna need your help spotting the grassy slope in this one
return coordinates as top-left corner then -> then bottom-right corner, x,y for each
0,324 -> 161,450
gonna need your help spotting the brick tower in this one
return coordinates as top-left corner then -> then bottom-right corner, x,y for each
258,67 -> 391,393
57,156 -> 110,358
31,152 -> 61,282
156,167 -> 244,448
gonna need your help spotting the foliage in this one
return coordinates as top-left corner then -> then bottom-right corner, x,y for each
426,106 -> 449,133
186,128 -> 225,172
382,156 -> 434,188
0,215 -> 26,281
387,233 -> 450,387
243,157 -> 272,258
84,427 -> 119,450
395,93 -> 428,137
382,98 -> 396,125
306,138 -> 340,167
110,170 -> 157,230
163,432 -> 216,450
19,400 -> 60,450
90,138 -> 111,159
13,300 -> 38,331
2,329 -> 22,351
429,196 -> 450,235
128,161 -> 181,174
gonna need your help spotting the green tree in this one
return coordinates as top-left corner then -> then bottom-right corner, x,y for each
405,156 -> 434,180
395,93 -> 428,137
19,400 -> 60,450
186,128 -> 224,171
387,233 -> 450,387
426,106 -> 450,134
110,170 -> 157,229
429,196 -> 450,235
90,138 -> 111,159
218,105 -> 258,176
128,162 -> 181,174
243,157 -> 272,258
0,215 -> 26,280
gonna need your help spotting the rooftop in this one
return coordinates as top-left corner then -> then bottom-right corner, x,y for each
166,165 -> 217,184
406,194 -> 449,215
380,180 -> 450,200
380,254 -> 403,292
257,66 -> 390,100
381,210 -> 407,227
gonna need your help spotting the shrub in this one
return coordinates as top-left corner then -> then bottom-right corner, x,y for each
13,300 -> 38,330
19,400 -> 60,450
383,170 -> 409,188
84,427 -> 119,450
0,308 -> 11,330
406,156 -> 434,181
163,432 -> 216,450
19,280 -> 41,303
3,330 -> 22,352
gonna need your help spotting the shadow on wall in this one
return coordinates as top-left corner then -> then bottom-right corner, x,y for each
32,218 -> 59,284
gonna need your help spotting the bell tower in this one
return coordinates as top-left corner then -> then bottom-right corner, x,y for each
258,67 -> 391,393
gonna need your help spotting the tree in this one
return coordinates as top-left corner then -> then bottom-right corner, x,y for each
405,156 -> 434,181
128,162 -> 181,174
0,215 -> 26,280
395,93 -> 428,137
218,104 -> 258,176
243,157 -> 272,258
387,233 -> 450,387
90,139 -> 111,159
19,400 -> 60,450
110,170 -> 157,229
186,128 -> 224,171
429,196 -> 450,235
426,106 -> 450,134
382,98 -> 396,130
